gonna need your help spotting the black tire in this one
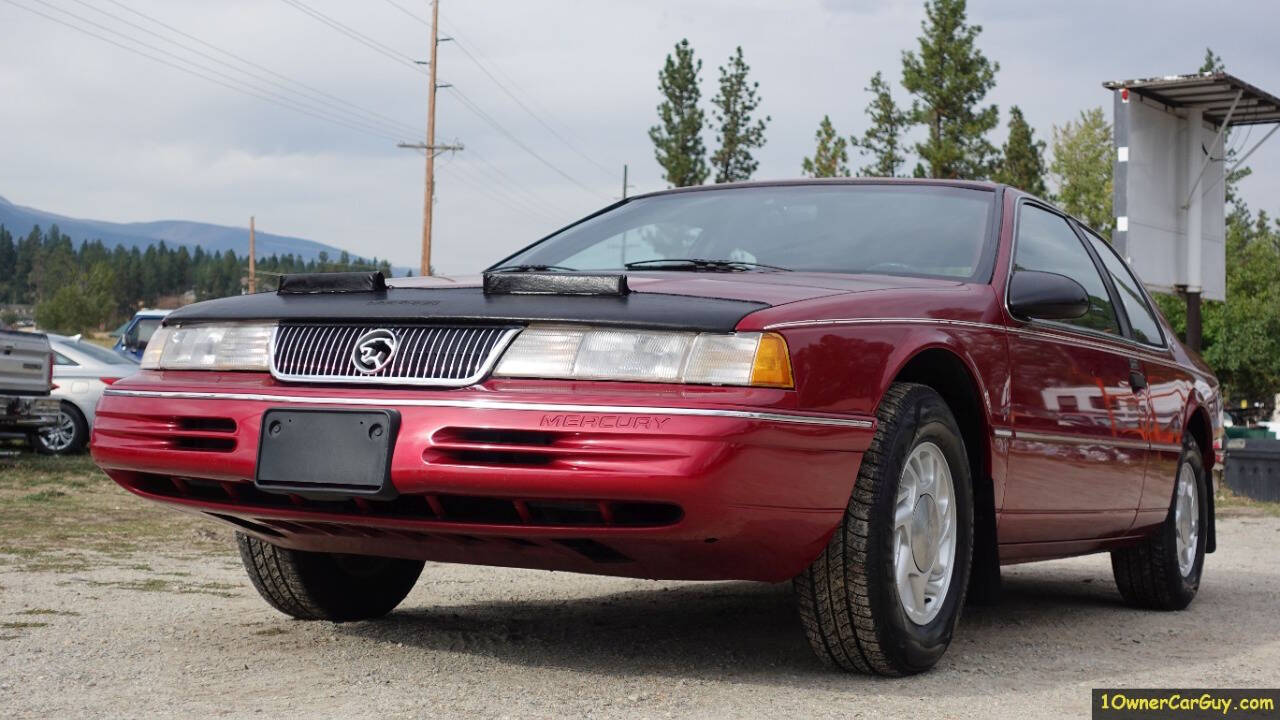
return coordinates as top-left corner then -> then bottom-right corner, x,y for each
794,382 -> 974,675
1110,437 -> 1206,610
236,533 -> 424,621
34,401 -> 89,455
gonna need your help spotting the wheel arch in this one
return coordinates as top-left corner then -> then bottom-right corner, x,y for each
1184,403 -> 1216,553
889,345 -> 1000,589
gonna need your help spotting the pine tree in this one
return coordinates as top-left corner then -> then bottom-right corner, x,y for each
994,106 -> 1047,195
854,71 -> 909,177
709,46 -> 769,183
649,39 -> 709,188
1049,107 -> 1112,234
901,0 -> 1000,178
802,116 -> 850,178
0,226 -> 14,303
1199,47 -> 1224,74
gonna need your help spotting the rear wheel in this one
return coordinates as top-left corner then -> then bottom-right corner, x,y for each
34,402 -> 88,455
1110,438 -> 1206,610
795,382 -> 974,675
237,533 -> 424,621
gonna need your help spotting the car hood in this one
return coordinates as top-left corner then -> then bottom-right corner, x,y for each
165,271 -> 955,333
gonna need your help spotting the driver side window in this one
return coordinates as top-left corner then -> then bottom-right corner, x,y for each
1013,205 -> 1120,336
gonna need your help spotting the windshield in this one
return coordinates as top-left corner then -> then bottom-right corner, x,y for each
494,184 -> 997,280
68,340 -> 136,365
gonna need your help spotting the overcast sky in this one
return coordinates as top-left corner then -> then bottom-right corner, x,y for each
2,0 -> 1277,274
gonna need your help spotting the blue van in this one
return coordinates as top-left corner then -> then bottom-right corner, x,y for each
112,309 -> 171,361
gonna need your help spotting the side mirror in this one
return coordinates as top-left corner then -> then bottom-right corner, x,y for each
1008,270 -> 1090,321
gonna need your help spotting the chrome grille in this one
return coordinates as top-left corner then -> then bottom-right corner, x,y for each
270,323 -> 520,386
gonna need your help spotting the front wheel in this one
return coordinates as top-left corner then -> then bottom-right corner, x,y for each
237,533 -> 424,621
795,382 -> 974,675
1110,438 -> 1207,610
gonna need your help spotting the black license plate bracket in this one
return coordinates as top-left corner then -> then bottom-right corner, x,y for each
254,408 -> 400,499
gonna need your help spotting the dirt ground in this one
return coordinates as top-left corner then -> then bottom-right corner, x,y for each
2,454 -> 1279,719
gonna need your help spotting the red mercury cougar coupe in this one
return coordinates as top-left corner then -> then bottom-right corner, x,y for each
90,179 -> 1221,675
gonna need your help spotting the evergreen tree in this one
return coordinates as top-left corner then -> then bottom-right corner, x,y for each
1199,47 -> 1224,74
709,46 -> 769,183
1049,107 -> 1112,234
649,39 -> 709,187
901,0 -> 1000,178
0,227 -> 14,303
801,115 -> 850,178
994,106 -> 1047,195
855,71 -> 909,177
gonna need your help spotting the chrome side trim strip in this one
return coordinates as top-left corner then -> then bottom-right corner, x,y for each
101,389 -> 875,429
992,428 -> 1013,438
1013,430 -> 1149,451
764,317 -> 1006,332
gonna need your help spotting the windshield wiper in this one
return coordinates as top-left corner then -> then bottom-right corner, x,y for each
487,263 -> 578,273
623,258 -> 792,273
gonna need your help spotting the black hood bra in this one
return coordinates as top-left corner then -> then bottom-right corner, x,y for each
165,284 -> 770,333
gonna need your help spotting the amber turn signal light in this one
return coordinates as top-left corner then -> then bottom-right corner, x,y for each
750,332 -> 794,388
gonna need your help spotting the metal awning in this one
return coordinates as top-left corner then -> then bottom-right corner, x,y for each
1103,72 -> 1280,126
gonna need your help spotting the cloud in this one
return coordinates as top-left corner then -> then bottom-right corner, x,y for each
1,0 -> 1277,274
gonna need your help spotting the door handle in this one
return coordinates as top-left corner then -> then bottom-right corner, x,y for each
1128,359 -> 1147,392
1130,370 -> 1147,391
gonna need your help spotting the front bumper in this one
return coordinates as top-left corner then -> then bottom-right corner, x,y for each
0,395 -> 59,428
90,373 -> 874,581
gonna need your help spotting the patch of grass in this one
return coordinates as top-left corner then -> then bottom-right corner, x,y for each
254,627 -> 289,636
80,577 -> 238,598
0,452 -> 231,572
1,621 -> 49,629
1216,487 -> 1280,517
20,489 -> 68,503
15,608 -> 80,616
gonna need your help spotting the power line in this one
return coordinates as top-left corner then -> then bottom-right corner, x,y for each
413,147 -> 560,226
440,17 -> 620,181
280,0 -> 606,200
446,85 -> 611,200
3,0 -> 405,142
377,0 -> 618,181
461,147 -> 577,218
271,0 -> 609,204
62,0 -> 422,140
100,0 -> 423,138
276,0 -> 424,74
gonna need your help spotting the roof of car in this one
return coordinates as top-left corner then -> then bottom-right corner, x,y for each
627,177 -> 1004,202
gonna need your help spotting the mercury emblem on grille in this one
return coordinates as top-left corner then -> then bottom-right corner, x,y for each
351,329 -> 398,374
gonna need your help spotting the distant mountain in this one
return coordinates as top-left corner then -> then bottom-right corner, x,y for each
0,194 -> 406,272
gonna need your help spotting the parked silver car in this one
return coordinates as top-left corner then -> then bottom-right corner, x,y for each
36,335 -> 138,454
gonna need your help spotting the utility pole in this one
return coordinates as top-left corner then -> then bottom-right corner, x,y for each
420,0 -> 441,277
620,163 -> 635,199
248,216 -> 256,294
396,0 -> 462,276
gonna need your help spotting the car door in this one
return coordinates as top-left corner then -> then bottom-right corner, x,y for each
1001,203 -> 1148,544
1082,229 -> 1190,530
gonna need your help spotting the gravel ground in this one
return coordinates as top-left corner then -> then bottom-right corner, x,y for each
2,513 -> 1279,719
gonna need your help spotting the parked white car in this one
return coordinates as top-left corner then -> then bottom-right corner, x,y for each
36,335 -> 138,454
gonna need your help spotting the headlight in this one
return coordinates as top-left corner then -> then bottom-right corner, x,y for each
140,323 -> 275,371
493,325 -> 794,388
